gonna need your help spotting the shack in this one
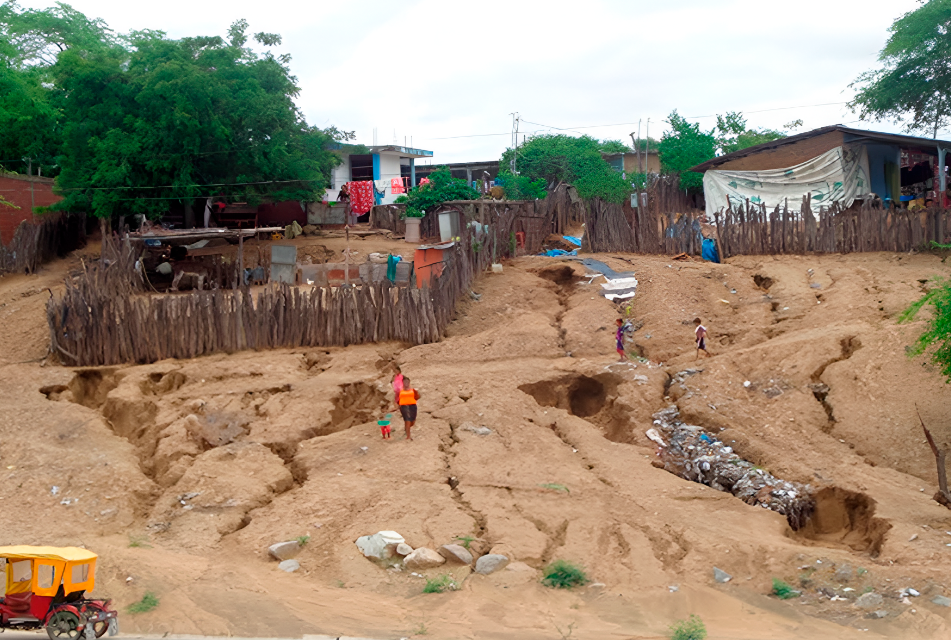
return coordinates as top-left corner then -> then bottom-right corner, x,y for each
690,125 -> 951,216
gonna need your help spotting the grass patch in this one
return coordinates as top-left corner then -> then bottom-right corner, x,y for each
771,578 -> 801,600
540,482 -> 570,493
412,622 -> 428,635
455,535 -> 475,549
127,535 -> 151,549
669,614 -> 706,640
422,575 -> 458,594
296,535 -> 311,546
542,560 -> 588,589
126,592 -> 159,614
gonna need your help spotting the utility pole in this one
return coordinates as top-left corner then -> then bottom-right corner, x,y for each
509,112 -> 520,174
27,157 -> 35,223
645,119 -> 651,173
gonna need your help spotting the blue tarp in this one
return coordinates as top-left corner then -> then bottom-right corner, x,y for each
701,238 -> 720,263
541,249 -> 577,257
563,235 -> 582,247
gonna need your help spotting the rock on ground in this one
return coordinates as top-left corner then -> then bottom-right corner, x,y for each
356,531 -> 405,561
396,543 -> 414,556
278,559 -> 300,573
475,554 -> 509,575
438,544 -> 473,565
855,592 -> 884,609
932,595 -> 951,607
404,547 -> 446,570
268,541 -> 301,561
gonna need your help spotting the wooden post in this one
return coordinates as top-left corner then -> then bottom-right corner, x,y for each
238,232 -> 244,288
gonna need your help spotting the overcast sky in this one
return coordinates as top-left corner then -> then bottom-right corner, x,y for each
20,0 -> 926,164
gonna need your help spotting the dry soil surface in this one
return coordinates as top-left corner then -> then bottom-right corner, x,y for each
2,243 -> 951,640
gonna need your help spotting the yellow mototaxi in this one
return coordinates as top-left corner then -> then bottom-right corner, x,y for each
0,546 -> 117,640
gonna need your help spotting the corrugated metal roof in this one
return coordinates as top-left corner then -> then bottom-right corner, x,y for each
690,125 -> 951,173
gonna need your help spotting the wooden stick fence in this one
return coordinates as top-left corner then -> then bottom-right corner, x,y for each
0,212 -> 86,274
714,197 -> 951,258
48,208 -> 516,366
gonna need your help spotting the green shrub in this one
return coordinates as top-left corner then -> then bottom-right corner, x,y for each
771,578 -> 801,599
454,535 -> 475,549
669,614 -> 706,640
296,535 -> 311,546
422,575 -> 457,594
127,592 -> 159,614
542,560 -> 588,589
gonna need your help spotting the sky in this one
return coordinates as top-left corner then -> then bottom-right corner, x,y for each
19,0 -> 927,164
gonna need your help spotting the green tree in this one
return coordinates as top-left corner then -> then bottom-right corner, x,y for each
499,134 -> 631,203
52,20 -> 341,221
715,111 -> 786,155
849,0 -> 951,137
394,166 -> 479,217
496,172 -> 547,200
657,110 -> 716,192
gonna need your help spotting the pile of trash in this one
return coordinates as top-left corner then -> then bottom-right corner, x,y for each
649,406 -> 814,530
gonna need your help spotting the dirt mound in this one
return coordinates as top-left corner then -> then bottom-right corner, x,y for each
3,249 -> 951,639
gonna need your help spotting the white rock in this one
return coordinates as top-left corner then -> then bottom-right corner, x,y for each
396,543 -> 414,556
404,547 -> 446,570
356,531 -> 405,561
475,554 -> 509,575
278,559 -> 300,573
268,541 -> 301,561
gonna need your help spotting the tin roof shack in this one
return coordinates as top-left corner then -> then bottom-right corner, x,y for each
0,172 -> 61,244
324,145 -> 434,207
691,125 -> 951,217
603,149 -> 661,175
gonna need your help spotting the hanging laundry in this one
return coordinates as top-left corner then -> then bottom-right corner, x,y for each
391,177 -> 406,194
374,179 -> 389,194
348,181 -> 374,214
419,178 -> 431,187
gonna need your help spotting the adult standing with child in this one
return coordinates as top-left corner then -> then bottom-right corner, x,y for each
397,377 -> 420,441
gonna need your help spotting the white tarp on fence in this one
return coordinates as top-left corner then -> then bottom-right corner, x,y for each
704,145 -> 871,217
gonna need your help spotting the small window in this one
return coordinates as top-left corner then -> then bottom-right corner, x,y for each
11,560 -> 31,583
37,564 -> 56,589
71,563 -> 90,584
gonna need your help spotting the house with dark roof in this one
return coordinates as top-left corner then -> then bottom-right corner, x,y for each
689,125 -> 951,217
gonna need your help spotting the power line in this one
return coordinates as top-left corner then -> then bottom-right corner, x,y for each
421,101 -> 852,141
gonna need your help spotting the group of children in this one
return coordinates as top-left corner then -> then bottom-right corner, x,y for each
380,368 -> 420,441
381,319 -> 709,442
615,317 -> 710,361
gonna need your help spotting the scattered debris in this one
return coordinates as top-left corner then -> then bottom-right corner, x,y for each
713,567 -> 732,583
855,592 -> 884,609
461,423 -> 492,436
651,406 -> 815,529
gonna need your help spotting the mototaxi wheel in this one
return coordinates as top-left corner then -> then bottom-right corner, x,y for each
46,610 -> 82,640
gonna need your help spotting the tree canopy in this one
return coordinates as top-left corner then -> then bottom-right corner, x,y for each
498,134 -> 632,203
656,111 -> 716,192
394,167 -> 479,217
0,2 -> 346,220
849,0 -> 951,137
715,112 -> 787,155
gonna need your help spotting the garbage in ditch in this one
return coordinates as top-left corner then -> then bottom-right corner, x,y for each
650,405 -> 814,530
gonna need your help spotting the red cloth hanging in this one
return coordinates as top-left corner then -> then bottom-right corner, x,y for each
391,177 -> 405,194
348,181 -> 374,214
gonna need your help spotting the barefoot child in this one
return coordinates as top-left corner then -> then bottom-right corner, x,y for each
378,414 -> 393,439
694,318 -> 710,359
615,318 -> 628,362
397,378 -> 421,440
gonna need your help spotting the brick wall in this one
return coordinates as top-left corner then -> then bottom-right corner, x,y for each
0,173 -> 61,244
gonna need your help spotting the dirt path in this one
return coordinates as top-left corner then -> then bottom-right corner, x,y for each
1,248 -> 951,639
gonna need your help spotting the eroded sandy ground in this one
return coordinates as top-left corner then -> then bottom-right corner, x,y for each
1,244 -> 951,639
